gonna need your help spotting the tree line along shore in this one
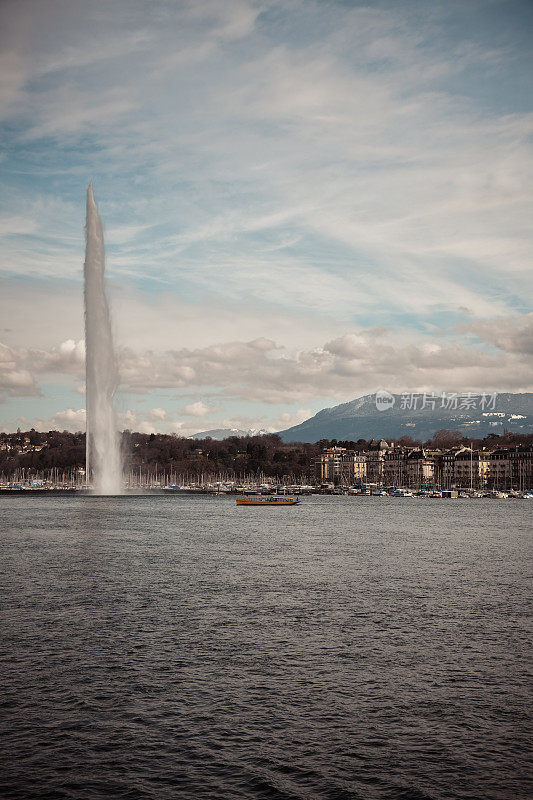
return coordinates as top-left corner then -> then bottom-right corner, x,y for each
1,428 -> 532,487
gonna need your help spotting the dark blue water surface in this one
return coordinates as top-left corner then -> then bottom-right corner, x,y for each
0,495 -> 531,800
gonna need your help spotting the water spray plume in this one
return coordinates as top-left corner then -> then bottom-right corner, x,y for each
84,183 -> 123,494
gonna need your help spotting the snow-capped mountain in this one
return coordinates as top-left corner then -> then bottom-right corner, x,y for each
277,392 -> 533,443
189,428 -> 269,440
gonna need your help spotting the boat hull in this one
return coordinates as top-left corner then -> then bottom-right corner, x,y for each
236,497 -> 300,506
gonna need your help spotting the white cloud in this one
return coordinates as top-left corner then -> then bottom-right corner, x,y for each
272,408 -> 313,430
182,400 -> 210,417
137,421 -> 157,435
0,343 -> 41,399
118,409 -> 137,428
147,407 -> 167,421
113,329 -> 533,402
459,313 -> 533,356
3,316 -> 532,414
30,407 -> 86,433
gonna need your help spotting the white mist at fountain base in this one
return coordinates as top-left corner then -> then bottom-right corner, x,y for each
84,183 -> 123,495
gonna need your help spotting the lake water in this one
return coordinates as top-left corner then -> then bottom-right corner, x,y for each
0,495 -> 531,799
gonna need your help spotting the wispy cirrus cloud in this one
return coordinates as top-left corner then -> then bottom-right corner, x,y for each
2,1 -> 532,307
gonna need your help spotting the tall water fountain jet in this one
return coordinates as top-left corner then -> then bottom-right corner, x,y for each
84,183 -> 123,494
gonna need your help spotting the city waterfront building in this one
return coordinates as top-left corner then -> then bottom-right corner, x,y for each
315,442 -> 532,490
453,448 -> 491,489
316,447 -> 367,485
509,445 -> 533,491
488,445 -> 533,490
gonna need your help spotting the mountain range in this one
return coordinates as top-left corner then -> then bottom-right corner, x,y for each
190,427 -> 269,440
276,392 -> 533,443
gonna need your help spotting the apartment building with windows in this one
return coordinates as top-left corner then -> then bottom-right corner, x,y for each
315,442 -> 532,490
316,447 -> 366,485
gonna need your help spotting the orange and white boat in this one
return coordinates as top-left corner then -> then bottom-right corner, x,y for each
236,495 -> 300,506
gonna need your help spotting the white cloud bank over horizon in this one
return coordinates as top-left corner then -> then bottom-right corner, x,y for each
1,312 -> 532,432
2,403 -> 314,437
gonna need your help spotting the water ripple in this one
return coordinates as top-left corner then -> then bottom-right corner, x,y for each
0,495 -> 531,799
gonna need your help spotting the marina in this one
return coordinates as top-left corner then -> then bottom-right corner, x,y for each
1,481 -> 532,499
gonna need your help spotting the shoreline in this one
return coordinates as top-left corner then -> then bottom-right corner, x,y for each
0,487 -> 531,498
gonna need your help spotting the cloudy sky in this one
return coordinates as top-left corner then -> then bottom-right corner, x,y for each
1,0 -> 532,435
